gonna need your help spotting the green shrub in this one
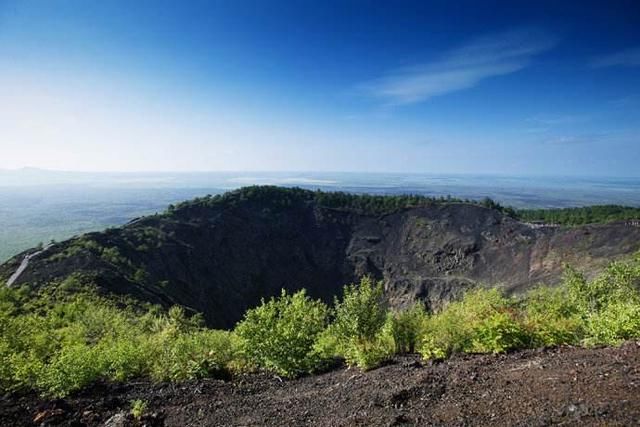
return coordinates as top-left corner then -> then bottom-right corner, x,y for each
388,303 -> 428,353
520,286 -> 583,347
97,336 -> 150,382
100,246 -> 127,265
36,343 -> 105,396
585,300 -> 640,345
2,254 -> 640,397
318,277 -> 394,370
470,309 -> 527,353
419,288 -> 526,360
150,329 -> 241,381
130,399 -> 148,420
235,289 -> 328,378
0,288 -> 244,396
566,257 -> 640,345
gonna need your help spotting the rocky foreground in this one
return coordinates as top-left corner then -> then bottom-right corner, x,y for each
2,342 -> 639,426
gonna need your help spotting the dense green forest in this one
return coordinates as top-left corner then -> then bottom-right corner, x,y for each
168,186 -> 517,216
1,254 -> 639,397
516,205 -> 640,226
169,186 -> 640,225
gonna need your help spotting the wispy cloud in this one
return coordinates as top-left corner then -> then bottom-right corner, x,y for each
591,47 -> 640,68
359,28 -> 556,106
541,131 -> 638,146
543,135 -> 600,145
526,114 -> 588,126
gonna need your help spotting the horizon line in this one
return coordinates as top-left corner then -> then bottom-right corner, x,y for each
1,167 -> 640,180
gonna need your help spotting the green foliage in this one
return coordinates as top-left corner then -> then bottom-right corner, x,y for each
235,289 -> 328,378
100,246 -> 126,265
168,186 -> 513,217
586,300 -> 640,344
419,289 -> 527,360
0,290 -> 149,396
2,253 -> 640,397
420,254 -> 640,360
133,268 -> 149,283
479,197 -> 517,217
520,286 -> 583,347
130,399 -> 147,420
47,237 -> 103,262
516,205 -> 640,226
566,257 -> 640,345
318,277 -> 394,370
150,329 -> 240,381
0,286 -> 240,397
388,303 -> 428,353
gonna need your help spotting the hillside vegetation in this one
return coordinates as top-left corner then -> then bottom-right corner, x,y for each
516,204 -> 640,225
168,186 -> 517,217
3,185 -> 640,331
1,254 -> 639,397
169,186 -> 640,224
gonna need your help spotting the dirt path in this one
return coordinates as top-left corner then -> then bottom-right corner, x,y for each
2,342 -> 639,426
6,244 -> 53,287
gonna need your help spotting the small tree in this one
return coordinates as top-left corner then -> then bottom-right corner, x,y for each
318,277 -> 394,370
389,303 -> 428,353
235,289 -> 328,378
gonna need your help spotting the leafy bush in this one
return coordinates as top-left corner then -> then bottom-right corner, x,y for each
419,255 -> 640,360
586,300 -> 640,344
318,277 -> 394,370
419,289 -> 526,360
0,291 -> 154,396
235,289 -> 328,378
388,303 -> 428,353
130,399 -> 148,420
100,246 -> 127,265
36,343 -> 104,397
2,253 -> 640,397
150,329 -> 240,381
520,286 -> 583,347
0,286 -> 242,396
566,257 -> 640,345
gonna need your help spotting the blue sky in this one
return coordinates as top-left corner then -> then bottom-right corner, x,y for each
0,0 -> 639,176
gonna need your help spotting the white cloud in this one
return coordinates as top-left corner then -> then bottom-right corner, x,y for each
591,47 -> 640,68
541,131 -> 639,146
526,114 -> 588,126
544,135 -> 596,145
360,28 -> 556,106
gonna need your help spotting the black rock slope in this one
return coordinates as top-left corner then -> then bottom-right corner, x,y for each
2,187 -> 640,328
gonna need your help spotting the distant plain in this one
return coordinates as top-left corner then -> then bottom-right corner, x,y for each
1,168 -> 639,262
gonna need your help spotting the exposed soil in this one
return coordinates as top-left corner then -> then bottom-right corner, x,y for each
2,342 -> 639,426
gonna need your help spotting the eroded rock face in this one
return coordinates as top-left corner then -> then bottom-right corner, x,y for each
2,190 -> 639,328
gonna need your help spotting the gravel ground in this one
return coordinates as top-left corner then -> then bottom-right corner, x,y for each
2,342 -> 640,426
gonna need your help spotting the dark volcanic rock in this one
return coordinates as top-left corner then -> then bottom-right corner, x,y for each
2,187 -> 639,328
2,343 -> 640,426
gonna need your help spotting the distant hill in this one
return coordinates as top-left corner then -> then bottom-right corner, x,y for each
2,186 -> 640,328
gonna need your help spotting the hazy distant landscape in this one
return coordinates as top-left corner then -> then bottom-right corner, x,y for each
1,168 -> 639,262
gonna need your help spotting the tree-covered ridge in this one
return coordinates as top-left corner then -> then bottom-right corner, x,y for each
516,205 -> 640,226
166,185 -> 516,216
167,185 -> 640,225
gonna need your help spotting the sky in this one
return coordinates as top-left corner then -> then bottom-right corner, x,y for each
0,0 -> 639,176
